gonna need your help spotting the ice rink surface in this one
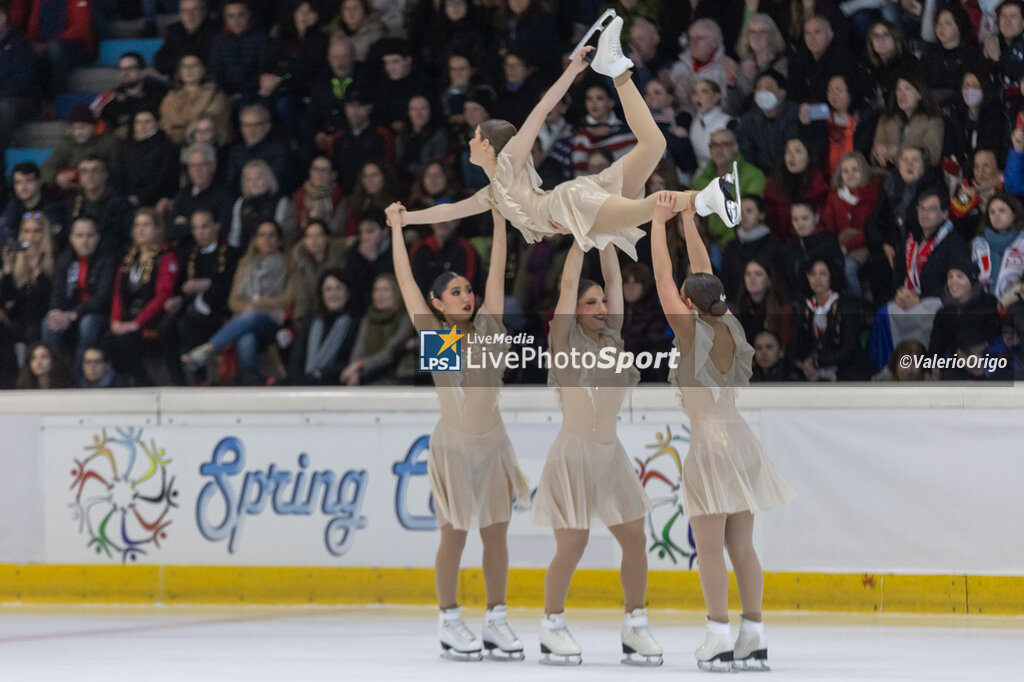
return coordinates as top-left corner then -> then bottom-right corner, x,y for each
1,605 -> 1020,682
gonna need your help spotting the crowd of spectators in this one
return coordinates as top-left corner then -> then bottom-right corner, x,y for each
2,0 -> 1024,388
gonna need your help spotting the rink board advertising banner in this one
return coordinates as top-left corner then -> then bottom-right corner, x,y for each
35,408 -> 1024,574
41,420 -> 703,569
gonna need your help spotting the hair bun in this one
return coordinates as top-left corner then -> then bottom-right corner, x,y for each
710,300 -> 728,317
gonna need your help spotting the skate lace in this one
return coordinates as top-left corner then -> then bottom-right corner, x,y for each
546,626 -> 577,647
625,625 -> 655,643
445,618 -> 477,645
487,618 -> 518,643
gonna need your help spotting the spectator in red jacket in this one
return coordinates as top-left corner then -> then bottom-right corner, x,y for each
8,0 -> 96,96
104,208 -> 178,386
822,151 -> 877,297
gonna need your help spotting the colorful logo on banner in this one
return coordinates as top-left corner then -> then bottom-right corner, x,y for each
68,428 -> 177,563
418,326 -> 463,372
196,437 -> 368,556
636,425 -> 697,568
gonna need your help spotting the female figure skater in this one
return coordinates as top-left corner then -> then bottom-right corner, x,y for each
650,192 -> 795,672
531,242 -> 661,667
387,203 -> 531,662
386,12 -> 740,261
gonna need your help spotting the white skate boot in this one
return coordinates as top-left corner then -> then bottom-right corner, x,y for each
620,608 -> 663,666
539,612 -> 582,666
695,160 -> 741,228
571,8 -> 616,61
589,15 -> 635,78
695,618 -> 734,672
439,606 -> 483,661
481,605 -> 525,661
733,618 -> 769,671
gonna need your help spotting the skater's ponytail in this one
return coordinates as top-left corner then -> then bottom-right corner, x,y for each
479,119 -> 517,154
683,273 -> 728,317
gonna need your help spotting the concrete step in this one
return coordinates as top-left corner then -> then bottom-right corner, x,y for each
12,122 -> 66,148
68,67 -> 119,94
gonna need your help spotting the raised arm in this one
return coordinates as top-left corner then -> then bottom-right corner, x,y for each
599,245 -> 623,331
549,243 -> 585,352
482,209 -> 507,317
396,197 -> 487,228
681,196 -> 712,275
502,47 -> 593,166
386,204 -> 436,328
651,192 -> 695,340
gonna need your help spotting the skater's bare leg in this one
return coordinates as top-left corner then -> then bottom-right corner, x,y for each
436,523 -> 468,609
725,511 -> 763,623
612,71 -> 667,199
608,518 -> 648,613
480,521 -> 510,609
590,191 -> 696,235
690,513 -> 729,623
545,528 -> 590,614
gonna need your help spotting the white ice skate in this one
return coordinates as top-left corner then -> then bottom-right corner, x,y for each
539,612 -> 582,666
733,618 -> 770,671
695,619 -> 734,673
620,608 -> 663,666
571,8 -> 616,61
481,605 -> 525,662
695,160 -> 741,228
439,606 -> 483,662
590,15 -> 635,78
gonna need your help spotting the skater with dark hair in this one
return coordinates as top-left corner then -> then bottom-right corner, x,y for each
650,191 -> 795,672
386,11 -> 740,261
531,241 -> 660,667
387,203 -> 530,662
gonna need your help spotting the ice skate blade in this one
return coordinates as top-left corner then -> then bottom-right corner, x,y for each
571,8 -> 616,61
621,652 -> 663,667
697,651 -> 736,673
483,641 -> 525,662
733,649 -> 770,671
539,645 -> 582,666
440,643 -> 483,662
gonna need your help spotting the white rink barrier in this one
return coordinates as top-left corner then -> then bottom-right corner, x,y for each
1,386 -> 1022,576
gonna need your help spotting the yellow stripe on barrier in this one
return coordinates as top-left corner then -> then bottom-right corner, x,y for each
0,565 -> 1021,614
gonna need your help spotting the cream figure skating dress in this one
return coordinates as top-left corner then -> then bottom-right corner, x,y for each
669,312 -> 794,517
532,323 -> 652,529
473,151 -> 646,261
426,307 -> 531,530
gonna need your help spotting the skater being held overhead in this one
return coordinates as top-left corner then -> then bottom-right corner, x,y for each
531,241 -> 661,668
386,11 -> 741,262
650,191 -> 795,672
387,203 -> 530,663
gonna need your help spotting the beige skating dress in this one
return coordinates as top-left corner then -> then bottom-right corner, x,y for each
473,150 -> 646,260
670,312 -> 795,517
425,306 -> 531,531
532,323 -> 652,529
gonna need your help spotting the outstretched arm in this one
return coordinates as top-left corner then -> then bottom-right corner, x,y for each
395,197 -> 487,228
386,204 -> 436,329
599,245 -> 623,331
550,243 -> 585,352
502,47 -> 593,167
651,192 -> 695,340
482,209 -> 507,317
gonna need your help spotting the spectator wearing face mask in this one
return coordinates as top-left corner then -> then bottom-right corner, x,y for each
736,70 -> 802,175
